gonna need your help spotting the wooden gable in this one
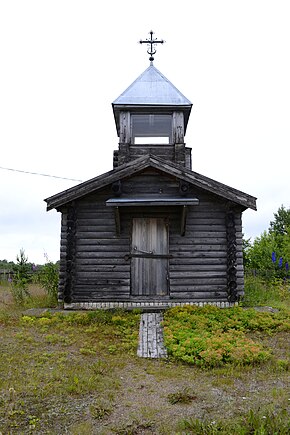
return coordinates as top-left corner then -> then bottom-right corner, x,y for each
45,155 -> 256,212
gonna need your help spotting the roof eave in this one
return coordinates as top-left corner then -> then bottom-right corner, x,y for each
45,155 -> 257,212
44,156 -> 152,211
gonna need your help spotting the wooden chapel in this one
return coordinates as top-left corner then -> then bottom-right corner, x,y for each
45,32 -> 256,309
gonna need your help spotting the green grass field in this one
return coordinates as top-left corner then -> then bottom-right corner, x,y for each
0,278 -> 289,434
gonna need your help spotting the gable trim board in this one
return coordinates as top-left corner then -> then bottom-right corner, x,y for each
45,155 -> 257,212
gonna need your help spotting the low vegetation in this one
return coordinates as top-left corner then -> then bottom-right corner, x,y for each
0,277 -> 289,434
163,303 -> 289,367
242,274 -> 290,310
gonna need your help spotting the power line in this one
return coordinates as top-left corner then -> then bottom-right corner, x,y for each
0,166 -> 83,182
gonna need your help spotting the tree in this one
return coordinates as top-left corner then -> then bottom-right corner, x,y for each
269,205 -> 290,276
269,205 -> 290,237
10,249 -> 31,304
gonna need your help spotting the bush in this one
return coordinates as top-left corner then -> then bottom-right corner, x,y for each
163,305 -> 290,367
35,257 -> 59,304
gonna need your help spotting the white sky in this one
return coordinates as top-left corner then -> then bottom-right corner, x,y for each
0,0 -> 289,265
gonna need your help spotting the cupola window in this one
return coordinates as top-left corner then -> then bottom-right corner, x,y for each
131,114 -> 172,144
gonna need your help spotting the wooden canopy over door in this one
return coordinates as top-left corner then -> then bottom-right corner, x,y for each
131,218 -> 169,297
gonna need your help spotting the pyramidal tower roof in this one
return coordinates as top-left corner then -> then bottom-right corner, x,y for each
113,64 -> 192,106
112,63 -> 192,135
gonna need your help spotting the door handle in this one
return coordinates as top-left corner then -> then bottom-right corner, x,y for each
133,246 -> 154,255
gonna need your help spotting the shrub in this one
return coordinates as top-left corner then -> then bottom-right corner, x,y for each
162,305 -> 290,367
35,256 -> 59,304
167,388 -> 196,404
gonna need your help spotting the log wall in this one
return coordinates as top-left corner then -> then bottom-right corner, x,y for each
58,170 -> 244,304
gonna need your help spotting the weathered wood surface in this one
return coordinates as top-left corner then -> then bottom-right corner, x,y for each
131,218 -> 169,296
129,145 -> 175,162
57,172 -> 246,304
45,155 -> 257,211
137,313 -> 167,358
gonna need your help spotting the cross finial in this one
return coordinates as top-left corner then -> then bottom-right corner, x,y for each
139,30 -> 165,63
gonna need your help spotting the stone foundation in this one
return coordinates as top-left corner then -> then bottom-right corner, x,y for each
63,301 -> 237,310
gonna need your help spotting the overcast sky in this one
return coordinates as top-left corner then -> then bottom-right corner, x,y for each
1,0 -> 289,264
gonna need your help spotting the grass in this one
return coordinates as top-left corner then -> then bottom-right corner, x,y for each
0,279 -> 289,434
242,274 -> 290,310
167,387 -> 197,405
178,407 -> 290,434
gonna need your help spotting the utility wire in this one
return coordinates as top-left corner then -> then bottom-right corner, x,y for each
0,166 -> 83,182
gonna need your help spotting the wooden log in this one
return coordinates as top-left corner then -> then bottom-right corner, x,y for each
76,239 -> 129,247
170,264 -> 227,271
170,271 -> 227,278
169,291 -> 228,299
170,251 -> 227,259
170,277 -> 226,285
75,258 -> 128,266
75,271 -> 129,279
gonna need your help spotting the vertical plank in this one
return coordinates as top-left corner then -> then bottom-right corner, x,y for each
137,313 -> 168,358
131,218 -> 168,296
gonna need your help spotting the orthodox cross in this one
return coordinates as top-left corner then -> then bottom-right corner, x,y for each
139,30 -> 164,62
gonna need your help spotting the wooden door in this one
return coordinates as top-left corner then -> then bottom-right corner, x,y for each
131,218 -> 169,297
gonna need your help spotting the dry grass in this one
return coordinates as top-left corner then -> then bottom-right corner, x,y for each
0,282 -> 46,307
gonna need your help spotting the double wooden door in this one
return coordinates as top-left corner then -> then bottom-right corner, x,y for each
131,218 -> 169,297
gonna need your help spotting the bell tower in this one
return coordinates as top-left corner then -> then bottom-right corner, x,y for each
112,32 -> 193,169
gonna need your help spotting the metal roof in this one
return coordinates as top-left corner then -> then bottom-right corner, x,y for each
106,196 -> 199,206
113,64 -> 192,106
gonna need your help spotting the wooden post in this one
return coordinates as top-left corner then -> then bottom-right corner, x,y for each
64,204 -> 77,304
226,210 -> 238,302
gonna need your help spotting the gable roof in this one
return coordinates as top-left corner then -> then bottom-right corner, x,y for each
45,155 -> 257,211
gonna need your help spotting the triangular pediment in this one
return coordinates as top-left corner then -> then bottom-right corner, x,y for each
45,155 -> 257,212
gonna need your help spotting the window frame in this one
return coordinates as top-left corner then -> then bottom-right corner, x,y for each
131,113 -> 173,145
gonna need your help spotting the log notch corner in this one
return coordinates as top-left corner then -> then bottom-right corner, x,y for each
226,210 -> 238,302
64,204 -> 77,304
